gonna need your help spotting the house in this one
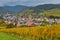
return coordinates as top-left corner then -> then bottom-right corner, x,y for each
15,21 -> 21,27
25,21 -> 36,27
4,20 -> 12,24
55,19 -> 60,23
48,18 -> 55,23
44,17 -> 49,22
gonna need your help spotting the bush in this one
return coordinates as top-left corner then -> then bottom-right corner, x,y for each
40,21 -> 49,26
19,25 -> 28,27
6,23 -> 16,28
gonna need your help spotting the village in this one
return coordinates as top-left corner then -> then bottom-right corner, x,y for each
0,13 -> 60,27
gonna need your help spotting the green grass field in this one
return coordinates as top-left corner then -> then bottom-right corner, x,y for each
0,32 -> 39,40
0,32 -> 20,40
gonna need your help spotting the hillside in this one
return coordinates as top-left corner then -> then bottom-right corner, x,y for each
40,8 -> 60,16
2,5 -> 30,13
0,7 -> 13,14
19,4 -> 60,17
0,4 -> 60,15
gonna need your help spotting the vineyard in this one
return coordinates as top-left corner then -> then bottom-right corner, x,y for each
0,24 -> 60,40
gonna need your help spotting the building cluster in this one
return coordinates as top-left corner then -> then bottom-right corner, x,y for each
0,13 -> 60,27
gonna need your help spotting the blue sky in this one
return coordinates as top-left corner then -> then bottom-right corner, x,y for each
0,0 -> 60,6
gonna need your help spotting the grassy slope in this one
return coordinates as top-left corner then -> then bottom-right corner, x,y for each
0,32 -> 20,40
40,8 -> 60,16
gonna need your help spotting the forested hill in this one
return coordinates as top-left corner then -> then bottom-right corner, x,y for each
0,7 -> 13,14
2,5 -> 30,13
18,4 -> 60,17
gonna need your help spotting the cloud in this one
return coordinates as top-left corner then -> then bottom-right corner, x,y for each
0,0 -> 60,6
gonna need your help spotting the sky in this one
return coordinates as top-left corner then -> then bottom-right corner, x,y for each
0,0 -> 60,6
